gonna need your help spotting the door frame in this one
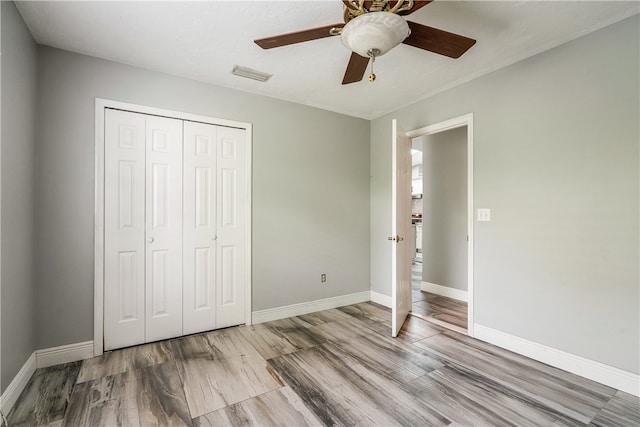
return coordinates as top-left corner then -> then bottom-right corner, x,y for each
93,98 -> 253,356
406,113 -> 474,336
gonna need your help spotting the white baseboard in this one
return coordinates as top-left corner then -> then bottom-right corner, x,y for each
421,281 -> 468,302
474,324 -> 640,397
370,291 -> 392,308
0,352 -> 36,416
252,291 -> 371,324
36,341 -> 94,369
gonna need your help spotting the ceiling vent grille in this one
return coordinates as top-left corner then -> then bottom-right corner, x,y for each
231,65 -> 272,82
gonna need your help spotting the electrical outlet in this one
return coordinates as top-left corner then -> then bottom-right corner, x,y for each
321,273 -> 327,283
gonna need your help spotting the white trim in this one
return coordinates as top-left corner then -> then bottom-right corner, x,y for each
421,281 -> 468,302
35,341 -> 94,369
406,113 -> 474,336
252,291 -> 371,324
0,352 -> 36,416
94,100 -> 105,357
244,125 -> 253,326
94,98 -> 253,356
370,291 -> 392,308
474,324 -> 640,397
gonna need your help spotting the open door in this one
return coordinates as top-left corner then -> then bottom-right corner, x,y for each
391,120 -> 412,337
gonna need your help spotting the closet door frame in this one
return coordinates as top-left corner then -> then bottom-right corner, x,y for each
94,98 -> 253,356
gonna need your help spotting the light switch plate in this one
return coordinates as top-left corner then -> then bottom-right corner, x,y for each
477,208 -> 491,222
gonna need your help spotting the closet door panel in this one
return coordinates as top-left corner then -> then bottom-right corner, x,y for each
145,116 -> 184,342
183,121 -> 217,334
104,109 -> 146,350
216,127 -> 247,328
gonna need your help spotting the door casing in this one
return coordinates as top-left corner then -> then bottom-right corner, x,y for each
94,98 -> 253,356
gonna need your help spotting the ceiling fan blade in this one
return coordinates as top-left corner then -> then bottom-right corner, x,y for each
403,21 -> 476,58
342,52 -> 370,85
254,24 -> 343,49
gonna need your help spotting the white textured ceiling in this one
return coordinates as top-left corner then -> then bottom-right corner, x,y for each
15,1 -> 639,119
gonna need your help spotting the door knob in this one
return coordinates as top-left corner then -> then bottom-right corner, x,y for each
212,235 -> 217,241
146,237 -> 155,243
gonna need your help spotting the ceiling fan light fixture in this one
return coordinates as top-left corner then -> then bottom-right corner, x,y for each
340,12 -> 410,58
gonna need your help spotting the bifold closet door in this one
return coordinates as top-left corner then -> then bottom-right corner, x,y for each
216,126 -> 247,328
104,109 -> 146,350
104,109 -> 184,350
183,121 -> 217,334
183,123 -> 247,333
144,116 -> 184,343
104,109 -> 247,350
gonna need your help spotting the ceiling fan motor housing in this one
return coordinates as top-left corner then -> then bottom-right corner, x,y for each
340,12 -> 410,58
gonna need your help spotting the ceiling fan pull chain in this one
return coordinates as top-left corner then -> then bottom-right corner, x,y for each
368,51 -> 377,82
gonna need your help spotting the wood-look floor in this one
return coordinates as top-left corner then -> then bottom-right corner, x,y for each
6,303 -> 639,426
412,262 -> 468,333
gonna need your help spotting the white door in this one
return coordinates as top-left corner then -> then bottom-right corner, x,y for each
144,116 -> 184,342
183,121 -> 218,334
216,126 -> 247,328
391,119 -> 412,337
104,109 -> 146,350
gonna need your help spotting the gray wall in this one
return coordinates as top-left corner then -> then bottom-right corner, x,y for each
1,1 -> 38,393
371,16 -> 639,374
35,47 -> 370,350
421,128 -> 467,291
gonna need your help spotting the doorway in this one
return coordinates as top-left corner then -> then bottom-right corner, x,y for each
406,114 -> 473,336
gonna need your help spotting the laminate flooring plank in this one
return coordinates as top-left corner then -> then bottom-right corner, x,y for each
77,340 -> 175,383
294,308 -> 353,326
63,373 -> 126,426
173,328 -> 282,418
429,365 -> 584,426
430,312 -> 468,329
64,361 -> 191,427
365,313 -> 445,343
311,316 -> 444,378
237,323 -> 301,360
589,391 -> 640,426
327,329 -> 443,379
337,302 -> 391,325
34,362 -> 82,425
269,342 -> 450,426
413,295 -> 468,330
322,341 -> 445,421
238,317 -> 326,360
412,373 -> 538,426
415,333 -> 613,424
7,370 -> 45,426
192,386 -> 322,427
7,362 -> 81,427
441,331 -> 617,401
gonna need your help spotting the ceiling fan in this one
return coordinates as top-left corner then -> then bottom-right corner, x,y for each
254,0 -> 476,84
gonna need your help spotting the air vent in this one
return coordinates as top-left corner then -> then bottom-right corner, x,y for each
231,65 -> 272,82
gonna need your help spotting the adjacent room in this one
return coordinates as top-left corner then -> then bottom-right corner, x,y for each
1,1 -> 638,425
